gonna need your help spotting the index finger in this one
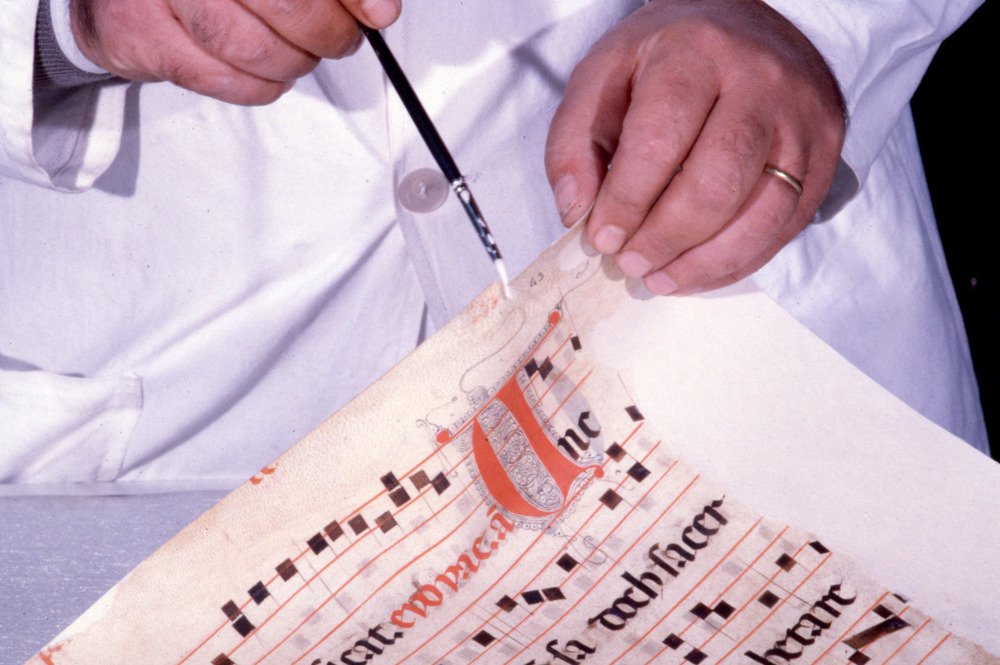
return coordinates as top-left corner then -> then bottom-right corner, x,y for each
587,48 -> 717,256
615,95 -> 776,277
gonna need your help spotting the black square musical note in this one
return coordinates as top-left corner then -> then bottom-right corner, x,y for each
325,520 -> 344,542
556,553 -> 578,572
307,533 -> 328,555
684,648 -> 708,664
539,358 -> 554,380
212,655 -> 235,665
525,358 -> 539,377
625,405 -> 644,421
690,602 -> 712,620
388,487 -> 410,506
542,587 -> 565,601
810,540 -> 830,554
221,600 -> 240,620
663,633 -> 683,650
348,514 -> 369,535
410,469 -> 431,490
627,462 -> 651,482
432,472 -> 451,494
496,595 -> 518,612
232,615 -> 255,638
757,590 -> 780,608
522,590 -> 544,605
775,553 -> 796,571
248,581 -> 269,604
376,511 -> 398,533
714,600 -> 735,620
473,630 -> 496,647
606,443 -> 626,462
381,472 -> 400,489
600,489 -> 623,510
849,652 -> 871,664
571,335 -> 582,351
276,559 -> 298,581
274,559 -> 299,582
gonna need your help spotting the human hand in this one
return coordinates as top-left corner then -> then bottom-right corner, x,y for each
70,0 -> 401,105
545,0 -> 845,295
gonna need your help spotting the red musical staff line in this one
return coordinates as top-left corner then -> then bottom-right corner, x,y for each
173,438 -> 465,665
671,537 -> 814,665
443,309 -> 565,443
714,547 -> 834,663
284,349 -> 605,662
529,357 -> 576,407
915,632 -> 952,665
802,591 -> 892,665
882,618 -> 932,664
856,605 -> 911,657
391,422 -> 649,665
239,454 -> 476,662
497,474 -> 704,665
172,313 -> 576,665
610,521 -> 785,665
281,354 -> 590,663
451,441 -> 671,665
281,492 -> 488,665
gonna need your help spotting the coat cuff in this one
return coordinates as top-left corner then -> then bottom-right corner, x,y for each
761,0 -> 984,218
35,0 -> 117,88
0,0 -> 127,191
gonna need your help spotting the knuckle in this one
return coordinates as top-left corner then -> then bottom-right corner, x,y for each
718,115 -> 770,162
319,23 -> 363,58
755,56 -> 791,90
639,221 -> 691,261
156,53 -> 202,90
606,183 -> 652,219
689,20 -> 729,52
689,167 -> 741,214
186,6 -> 225,49
186,8 -> 295,77
222,32 -> 279,69
268,0 -> 313,22
626,133 -> 682,170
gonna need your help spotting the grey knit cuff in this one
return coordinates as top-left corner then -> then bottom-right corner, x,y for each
34,0 -> 120,88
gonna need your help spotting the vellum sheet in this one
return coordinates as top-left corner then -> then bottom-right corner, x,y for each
27,226 -> 999,665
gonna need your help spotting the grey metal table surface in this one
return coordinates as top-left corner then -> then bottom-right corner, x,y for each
0,490 -> 227,665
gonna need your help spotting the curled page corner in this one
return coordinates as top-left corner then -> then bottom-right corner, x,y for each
25,224 -> 1000,664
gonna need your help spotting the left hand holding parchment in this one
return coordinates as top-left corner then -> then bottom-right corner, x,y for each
546,0 -> 846,295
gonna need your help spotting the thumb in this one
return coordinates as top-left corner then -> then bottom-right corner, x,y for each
544,118 -> 605,229
544,50 -> 630,229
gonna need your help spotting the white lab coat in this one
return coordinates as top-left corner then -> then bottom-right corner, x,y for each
0,0 -> 988,492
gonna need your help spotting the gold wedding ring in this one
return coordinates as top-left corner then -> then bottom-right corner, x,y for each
763,164 -> 804,195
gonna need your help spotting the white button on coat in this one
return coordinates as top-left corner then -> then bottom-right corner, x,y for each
397,168 -> 450,213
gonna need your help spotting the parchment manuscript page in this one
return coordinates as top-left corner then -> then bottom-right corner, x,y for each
28,226 -> 999,665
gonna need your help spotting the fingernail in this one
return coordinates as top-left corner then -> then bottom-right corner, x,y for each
592,225 -> 626,254
362,0 -> 400,28
553,174 -> 579,220
644,271 -> 679,296
616,250 -> 652,278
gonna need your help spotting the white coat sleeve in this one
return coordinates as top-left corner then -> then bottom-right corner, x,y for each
763,0 -> 984,217
0,0 -> 128,192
